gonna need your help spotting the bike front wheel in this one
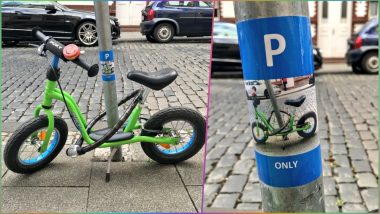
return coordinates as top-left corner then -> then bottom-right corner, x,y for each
252,122 -> 268,143
297,111 -> 317,138
141,107 -> 206,164
3,115 -> 68,174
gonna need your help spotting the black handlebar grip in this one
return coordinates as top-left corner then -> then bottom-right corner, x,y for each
73,58 -> 99,77
32,27 -> 48,42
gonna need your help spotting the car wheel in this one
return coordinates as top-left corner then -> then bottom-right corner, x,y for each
2,40 -> 19,47
361,52 -> 378,74
145,34 -> 156,43
153,23 -> 174,43
77,21 -> 98,46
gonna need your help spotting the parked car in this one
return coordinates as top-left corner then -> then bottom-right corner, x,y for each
346,18 -> 378,74
140,1 -> 213,43
2,1 -> 121,46
246,80 -> 282,99
211,22 -> 323,77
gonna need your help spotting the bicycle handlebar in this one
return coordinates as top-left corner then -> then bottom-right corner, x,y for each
32,27 -> 99,77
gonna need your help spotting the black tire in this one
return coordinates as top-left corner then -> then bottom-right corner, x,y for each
76,21 -> 98,46
252,122 -> 268,143
297,111 -> 317,138
146,34 -> 156,43
4,116 -> 68,174
361,52 -> 378,74
153,23 -> 175,43
264,89 -> 269,99
141,107 -> 205,164
352,64 -> 363,74
2,40 -> 19,47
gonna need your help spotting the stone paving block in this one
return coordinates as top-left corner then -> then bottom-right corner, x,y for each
248,170 -> 259,183
338,183 -> 362,203
232,159 -> 254,175
2,187 -> 88,213
351,160 -> 372,173
334,167 -> 355,183
207,167 -> 230,183
241,183 -> 261,203
362,140 -> 378,150
324,196 -> 339,212
356,173 -> 378,188
226,143 -> 246,155
342,203 -> 367,212
207,147 -> 227,160
367,150 -> 378,163
331,144 -> 348,155
2,147 -> 92,187
87,162 -> 195,212
361,188 -> 379,212
236,203 -> 261,211
216,154 -> 238,168
333,155 -> 350,167
212,193 -> 240,209
323,177 -> 337,196
204,184 -> 221,206
220,175 -> 247,193
348,148 -> 368,160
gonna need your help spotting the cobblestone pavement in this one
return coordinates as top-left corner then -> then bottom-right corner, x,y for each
2,33 -> 209,212
204,68 -> 378,212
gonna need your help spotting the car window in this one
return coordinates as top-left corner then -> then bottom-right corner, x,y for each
164,1 -> 195,7
198,1 -> 212,8
1,1 -> 49,9
213,23 -> 238,39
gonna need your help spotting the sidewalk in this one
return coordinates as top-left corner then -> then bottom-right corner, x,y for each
1,33 -> 209,212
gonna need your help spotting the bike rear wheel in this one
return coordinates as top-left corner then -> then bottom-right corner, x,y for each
141,107 -> 205,164
252,122 -> 268,143
3,116 -> 68,174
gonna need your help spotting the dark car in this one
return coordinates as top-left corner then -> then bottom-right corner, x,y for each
2,1 -> 120,46
346,18 -> 378,74
211,22 -> 323,77
140,1 -> 213,43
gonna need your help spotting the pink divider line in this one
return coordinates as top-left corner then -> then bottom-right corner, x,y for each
201,0 -> 217,212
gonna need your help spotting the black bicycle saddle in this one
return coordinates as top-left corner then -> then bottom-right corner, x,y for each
127,68 -> 178,90
284,95 -> 306,107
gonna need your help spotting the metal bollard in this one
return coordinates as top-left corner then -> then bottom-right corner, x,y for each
234,1 -> 325,212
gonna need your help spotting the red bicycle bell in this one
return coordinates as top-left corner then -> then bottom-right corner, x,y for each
63,44 -> 81,61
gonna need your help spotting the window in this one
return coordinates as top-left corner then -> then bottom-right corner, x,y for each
322,2 -> 328,19
341,1 -> 347,19
1,1 -> 49,9
369,2 -> 378,18
164,1 -> 195,7
199,1 -> 212,8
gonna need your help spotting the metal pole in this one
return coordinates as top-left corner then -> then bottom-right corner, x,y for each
234,1 -> 324,212
94,1 -> 122,161
264,80 -> 284,128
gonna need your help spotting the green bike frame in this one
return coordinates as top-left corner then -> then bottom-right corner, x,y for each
34,56 -> 178,153
253,107 -> 310,136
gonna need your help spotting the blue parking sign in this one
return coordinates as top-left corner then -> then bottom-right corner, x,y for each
237,16 -> 314,80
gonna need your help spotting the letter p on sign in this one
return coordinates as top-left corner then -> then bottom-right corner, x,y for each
264,34 -> 286,67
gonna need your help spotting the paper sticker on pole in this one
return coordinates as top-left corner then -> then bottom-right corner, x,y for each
237,16 -> 314,80
99,50 -> 115,81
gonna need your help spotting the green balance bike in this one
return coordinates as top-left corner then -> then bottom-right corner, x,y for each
4,30 -> 205,181
251,95 -> 317,143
